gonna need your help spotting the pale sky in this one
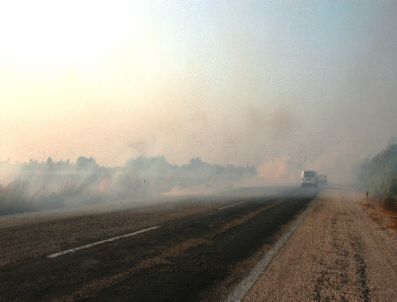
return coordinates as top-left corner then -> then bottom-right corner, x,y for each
1,0 -> 397,182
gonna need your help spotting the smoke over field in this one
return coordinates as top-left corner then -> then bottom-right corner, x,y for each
0,156 -> 255,215
0,1 -> 397,205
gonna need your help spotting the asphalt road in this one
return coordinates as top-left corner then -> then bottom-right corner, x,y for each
0,189 -> 316,302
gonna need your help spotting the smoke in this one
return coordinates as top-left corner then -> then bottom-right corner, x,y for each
1,1 -> 397,191
0,156 -> 256,215
312,1 -> 397,182
258,157 -> 296,185
253,2 -> 397,184
0,161 -> 19,185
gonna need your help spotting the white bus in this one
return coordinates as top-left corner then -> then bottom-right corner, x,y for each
301,170 -> 318,187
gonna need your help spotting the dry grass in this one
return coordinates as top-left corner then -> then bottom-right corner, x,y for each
379,207 -> 397,231
361,198 -> 397,232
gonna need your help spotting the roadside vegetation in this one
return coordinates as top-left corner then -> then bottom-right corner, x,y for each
0,156 -> 256,216
358,144 -> 397,209
0,184 -> 33,215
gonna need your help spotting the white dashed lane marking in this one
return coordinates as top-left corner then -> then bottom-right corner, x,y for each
218,201 -> 246,210
47,225 -> 161,258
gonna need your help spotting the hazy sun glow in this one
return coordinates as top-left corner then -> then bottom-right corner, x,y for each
0,1 -> 145,64
0,0 -> 163,114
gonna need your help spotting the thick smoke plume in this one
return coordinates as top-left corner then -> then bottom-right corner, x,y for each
0,156 -> 255,215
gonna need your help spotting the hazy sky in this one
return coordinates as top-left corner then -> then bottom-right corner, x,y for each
1,0 -> 397,182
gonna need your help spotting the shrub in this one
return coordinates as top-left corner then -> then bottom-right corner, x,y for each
359,144 -> 397,205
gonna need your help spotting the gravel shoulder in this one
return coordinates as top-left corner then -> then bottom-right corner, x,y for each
244,187 -> 397,302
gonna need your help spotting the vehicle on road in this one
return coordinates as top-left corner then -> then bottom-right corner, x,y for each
301,170 -> 318,188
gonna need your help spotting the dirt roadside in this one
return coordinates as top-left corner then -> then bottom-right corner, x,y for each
243,187 -> 397,302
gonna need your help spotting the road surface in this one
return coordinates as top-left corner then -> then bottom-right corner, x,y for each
0,188 -> 314,301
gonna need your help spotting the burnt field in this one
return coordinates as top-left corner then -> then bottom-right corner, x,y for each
0,188 -> 316,301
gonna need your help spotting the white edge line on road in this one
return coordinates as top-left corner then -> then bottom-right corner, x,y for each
225,200 -> 314,302
47,225 -> 161,259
